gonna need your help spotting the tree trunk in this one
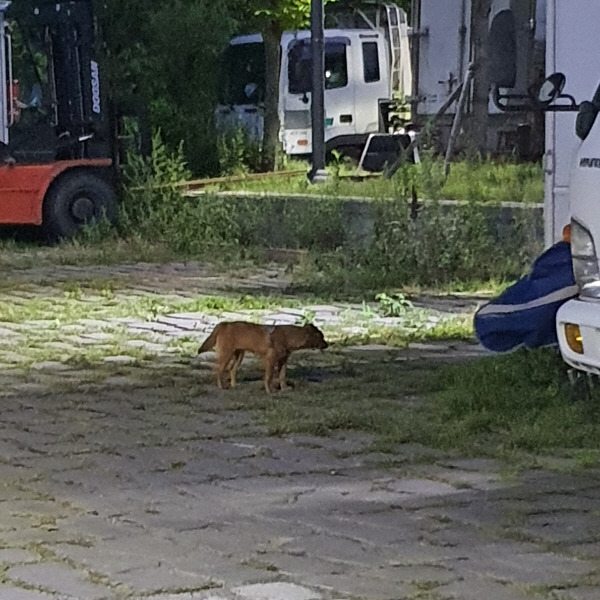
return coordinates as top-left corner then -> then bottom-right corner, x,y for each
261,23 -> 282,172
466,0 -> 492,154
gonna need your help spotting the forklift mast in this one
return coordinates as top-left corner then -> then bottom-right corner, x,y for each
6,0 -> 112,161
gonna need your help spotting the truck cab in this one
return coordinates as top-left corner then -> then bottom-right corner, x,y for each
215,3 -> 411,160
556,83 -> 600,374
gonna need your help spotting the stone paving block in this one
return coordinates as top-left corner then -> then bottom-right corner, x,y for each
7,563 -> 111,599
252,551 -> 400,591
551,587 -> 600,600
564,542 -> 600,559
374,563 -> 458,587
157,316 -> 203,331
0,351 -> 31,363
128,322 -> 179,334
255,540 -> 386,575
124,340 -> 171,353
414,464 -> 506,491
419,501 -> 508,531
103,355 -> 137,364
456,549 -> 594,587
0,548 -> 39,564
137,594 -> 228,600
437,576 -> 533,600
520,512 -> 599,544
302,570 -> 413,600
521,492 -> 600,514
261,313 -> 300,325
232,582 -> 321,600
64,335 -> 103,346
112,563 -> 219,595
0,586 -> 61,599
0,326 -> 25,338
52,534 -> 183,575
30,362 -> 72,372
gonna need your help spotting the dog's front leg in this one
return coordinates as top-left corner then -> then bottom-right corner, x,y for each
278,360 -> 290,391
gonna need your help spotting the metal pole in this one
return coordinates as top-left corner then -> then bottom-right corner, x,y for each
309,0 -> 328,183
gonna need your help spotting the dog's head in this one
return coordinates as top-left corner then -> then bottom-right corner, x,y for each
303,323 -> 328,349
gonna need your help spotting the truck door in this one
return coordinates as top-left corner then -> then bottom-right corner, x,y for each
281,34 -> 356,154
353,33 -> 390,135
545,0 -> 600,245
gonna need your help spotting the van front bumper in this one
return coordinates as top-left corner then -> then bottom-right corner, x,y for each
557,298 -> 600,375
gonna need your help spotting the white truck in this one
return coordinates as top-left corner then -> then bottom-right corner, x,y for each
551,0 -> 600,374
215,3 -> 411,159
490,0 -> 600,373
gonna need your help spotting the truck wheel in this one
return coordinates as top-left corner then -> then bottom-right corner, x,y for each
43,172 -> 117,240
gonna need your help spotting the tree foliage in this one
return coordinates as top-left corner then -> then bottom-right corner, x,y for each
100,0 -> 239,175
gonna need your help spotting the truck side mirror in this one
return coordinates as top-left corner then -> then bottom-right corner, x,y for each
537,73 -> 566,107
489,10 -> 517,88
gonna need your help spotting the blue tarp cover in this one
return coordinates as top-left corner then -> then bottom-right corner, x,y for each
474,241 -> 578,352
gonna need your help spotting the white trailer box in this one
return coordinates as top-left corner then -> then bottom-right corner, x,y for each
413,0 -> 543,155
412,0 -> 470,116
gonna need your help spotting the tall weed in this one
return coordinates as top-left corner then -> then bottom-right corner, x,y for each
119,130 -> 191,241
217,126 -> 262,175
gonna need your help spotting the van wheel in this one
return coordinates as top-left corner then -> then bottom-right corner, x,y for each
43,172 -> 117,240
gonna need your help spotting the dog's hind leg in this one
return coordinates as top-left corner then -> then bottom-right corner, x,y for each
228,350 -> 244,388
277,358 -> 290,391
217,350 -> 235,389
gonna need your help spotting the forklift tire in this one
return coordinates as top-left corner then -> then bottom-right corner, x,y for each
43,171 -> 117,241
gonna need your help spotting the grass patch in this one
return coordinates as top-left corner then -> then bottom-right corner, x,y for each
221,346 -> 600,466
0,284 -> 313,326
434,348 -> 600,455
212,157 -> 544,205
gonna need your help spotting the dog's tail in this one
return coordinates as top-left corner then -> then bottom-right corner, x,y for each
197,324 -> 222,355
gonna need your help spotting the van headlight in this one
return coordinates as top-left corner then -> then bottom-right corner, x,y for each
571,219 -> 600,298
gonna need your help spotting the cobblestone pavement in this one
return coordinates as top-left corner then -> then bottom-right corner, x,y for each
0,261 -> 598,600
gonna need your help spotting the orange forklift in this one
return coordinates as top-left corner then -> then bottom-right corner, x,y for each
0,0 -> 117,239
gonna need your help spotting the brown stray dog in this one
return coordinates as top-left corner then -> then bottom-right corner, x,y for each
197,321 -> 328,392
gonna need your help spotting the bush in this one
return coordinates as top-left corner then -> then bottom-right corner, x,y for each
117,141 -> 542,293
119,130 -> 191,241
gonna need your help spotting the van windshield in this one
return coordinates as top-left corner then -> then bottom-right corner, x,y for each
288,39 -> 348,94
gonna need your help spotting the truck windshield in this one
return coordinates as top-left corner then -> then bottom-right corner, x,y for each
288,39 -> 348,94
219,42 -> 265,105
